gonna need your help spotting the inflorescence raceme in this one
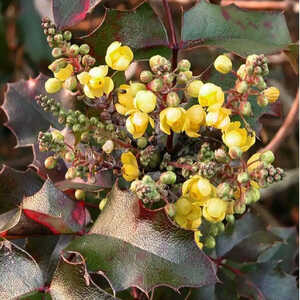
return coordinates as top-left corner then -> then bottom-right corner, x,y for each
37,17 -> 283,250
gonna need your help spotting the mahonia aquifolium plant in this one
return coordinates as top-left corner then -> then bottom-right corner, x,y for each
38,17 -> 283,250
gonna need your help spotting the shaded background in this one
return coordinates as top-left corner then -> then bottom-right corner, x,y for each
0,0 -> 298,228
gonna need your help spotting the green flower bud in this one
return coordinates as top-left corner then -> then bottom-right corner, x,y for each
204,236 -> 216,249
99,197 -> 108,210
69,44 -> 80,56
137,137 -> 148,149
166,91 -> 180,107
51,130 -> 64,142
209,224 -> 219,237
90,117 -> 98,126
261,150 -> 275,164
160,171 -> 177,185
177,59 -> 191,72
64,151 -> 75,162
255,76 -> 267,90
102,140 -> 114,154
254,66 -> 262,75
51,47 -> 63,58
165,203 -> 176,217
54,34 -> 63,42
148,78 -> 163,92
237,64 -> 247,80
236,80 -> 248,94
226,214 -> 235,224
257,94 -> 269,107
80,132 -> 90,143
214,148 -> 228,163
235,203 -> 246,214
246,54 -> 259,66
44,156 -> 57,169
240,101 -> 252,116
244,190 -> 254,204
82,55 -> 96,67
237,172 -> 249,184
79,44 -> 90,55
65,167 -> 77,180
217,182 -> 232,198
75,189 -> 86,200
163,72 -> 175,86
140,70 -> 153,83
48,27 -> 56,35
106,123 -> 115,131
177,71 -> 192,84
63,76 -> 77,91
72,124 -> 81,132
63,31 -> 72,41
229,146 -> 242,159
142,175 -> 154,185
251,186 -> 261,202
217,222 -> 225,233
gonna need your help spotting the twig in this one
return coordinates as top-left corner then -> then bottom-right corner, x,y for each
261,90 -> 299,153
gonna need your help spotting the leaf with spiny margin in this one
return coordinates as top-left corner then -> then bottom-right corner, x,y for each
52,0 -> 103,29
0,165 -> 43,214
50,252 -> 119,299
83,3 -> 170,63
182,1 -> 291,57
0,241 -> 44,299
66,183 -> 217,294
2,74 -> 75,148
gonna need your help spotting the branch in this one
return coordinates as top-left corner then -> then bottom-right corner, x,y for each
261,90 -> 299,153
162,0 -> 177,49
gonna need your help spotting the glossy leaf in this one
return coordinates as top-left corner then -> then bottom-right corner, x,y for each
0,241 -> 43,299
50,252 -> 119,299
52,0 -> 102,29
2,74 -> 60,147
67,183 -> 217,294
85,3 -> 169,63
182,1 -> 291,56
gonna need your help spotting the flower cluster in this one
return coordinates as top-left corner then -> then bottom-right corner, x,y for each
38,21 -> 284,251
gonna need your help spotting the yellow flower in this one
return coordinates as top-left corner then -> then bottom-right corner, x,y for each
247,152 -> 261,171
198,83 -> 224,109
116,83 -> 146,115
186,80 -> 203,98
182,175 -> 215,205
263,87 -> 280,103
126,110 -> 154,139
54,63 -> 73,81
203,197 -> 227,223
214,55 -> 232,74
105,41 -> 134,71
183,105 -> 206,137
206,107 -> 231,130
45,78 -> 62,94
174,196 -> 202,230
77,66 -> 114,99
160,107 -> 186,135
134,90 -> 157,113
121,151 -> 139,181
222,121 -> 255,152
194,230 -> 203,249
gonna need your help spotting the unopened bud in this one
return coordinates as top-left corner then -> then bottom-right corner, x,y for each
165,203 -> 176,217
79,44 -> 90,55
75,189 -> 86,200
69,44 -> 80,56
186,80 -> 203,98
229,146 -> 242,159
214,148 -> 228,163
214,54 -> 232,74
255,76 -> 267,90
204,236 -> 216,249
63,76 -> 77,91
64,151 -> 75,162
52,48 -> 62,58
261,150 -> 275,164
54,34 -> 63,42
226,214 -> 235,224
63,31 -> 72,40
237,172 -> 249,184
240,101 -> 252,116
257,94 -> 269,107
82,55 -> 96,67
177,59 -> 191,72
163,72 -> 175,86
44,156 -> 57,169
246,54 -> 259,66
237,64 -> 247,80
160,171 -> 177,185
235,80 -> 248,94
65,167 -> 77,180
99,198 -> 108,210
148,78 -> 163,92
137,137 -> 148,149
45,78 -> 62,94
177,71 -> 192,84
51,130 -> 64,142
235,203 -> 246,214
217,182 -> 231,198
166,92 -> 180,107
139,70 -> 153,83
217,222 -> 225,233
102,140 -> 114,154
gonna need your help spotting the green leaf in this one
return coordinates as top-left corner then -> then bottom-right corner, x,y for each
0,165 -> 43,214
284,42 -> 299,74
52,0 -> 103,29
84,3 -> 169,63
182,2 -> 291,56
0,241 -> 43,299
66,183 -> 217,294
50,252 -> 119,299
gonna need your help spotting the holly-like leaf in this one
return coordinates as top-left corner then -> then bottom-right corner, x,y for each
2,74 -> 75,148
66,183 -> 217,294
84,3 -> 169,63
50,252 -> 119,299
52,0 -> 103,29
0,165 -> 43,214
182,1 -> 291,56
0,241 -> 44,299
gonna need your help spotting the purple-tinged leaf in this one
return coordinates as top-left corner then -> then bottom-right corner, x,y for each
67,183 -> 217,294
182,2 -> 291,57
50,252 -> 119,299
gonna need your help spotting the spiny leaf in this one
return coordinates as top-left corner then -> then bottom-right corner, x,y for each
84,3 -> 169,63
50,252 -> 119,299
0,241 -> 43,299
67,183 -> 217,294
182,2 -> 291,56
0,165 -> 43,214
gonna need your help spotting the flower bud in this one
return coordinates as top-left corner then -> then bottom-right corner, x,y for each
235,203 -> 246,214
204,236 -> 216,249
160,171 -> 177,185
137,137 -> 148,149
134,90 -> 157,113
148,78 -> 163,92
246,54 -> 259,66
69,44 -> 80,56
214,148 -> 228,163
45,78 -> 62,94
48,58 -> 67,73
54,34 -> 63,42
240,101 -> 252,116
214,54 -> 232,74
250,186 -> 260,202
165,203 -> 176,217
177,59 -> 191,72
186,80 -> 203,98
237,172 -> 249,184
51,48 -> 62,58
166,92 -> 180,107
63,31 -> 72,41
261,150 -> 275,164
244,190 -> 254,204
209,224 -> 219,237
139,70 -> 153,83
263,87 -> 280,103
217,182 -> 232,198
44,156 -> 57,169
229,146 -> 242,159
79,44 -> 90,55
257,94 -> 269,107
102,140 -> 114,154
64,151 -> 75,162
177,71 -> 192,84
99,197 -> 108,210
237,64 -> 247,80
226,214 -> 235,224
235,80 -> 248,94
217,222 -> 225,233
65,167 -> 77,180
255,76 -> 267,90
51,130 -> 64,142
163,72 -> 175,86
149,55 -> 163,72
75,189 -> 86,200
82,55 -> 96,67
63,76 -> 77,91
254,66 -> 262,75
